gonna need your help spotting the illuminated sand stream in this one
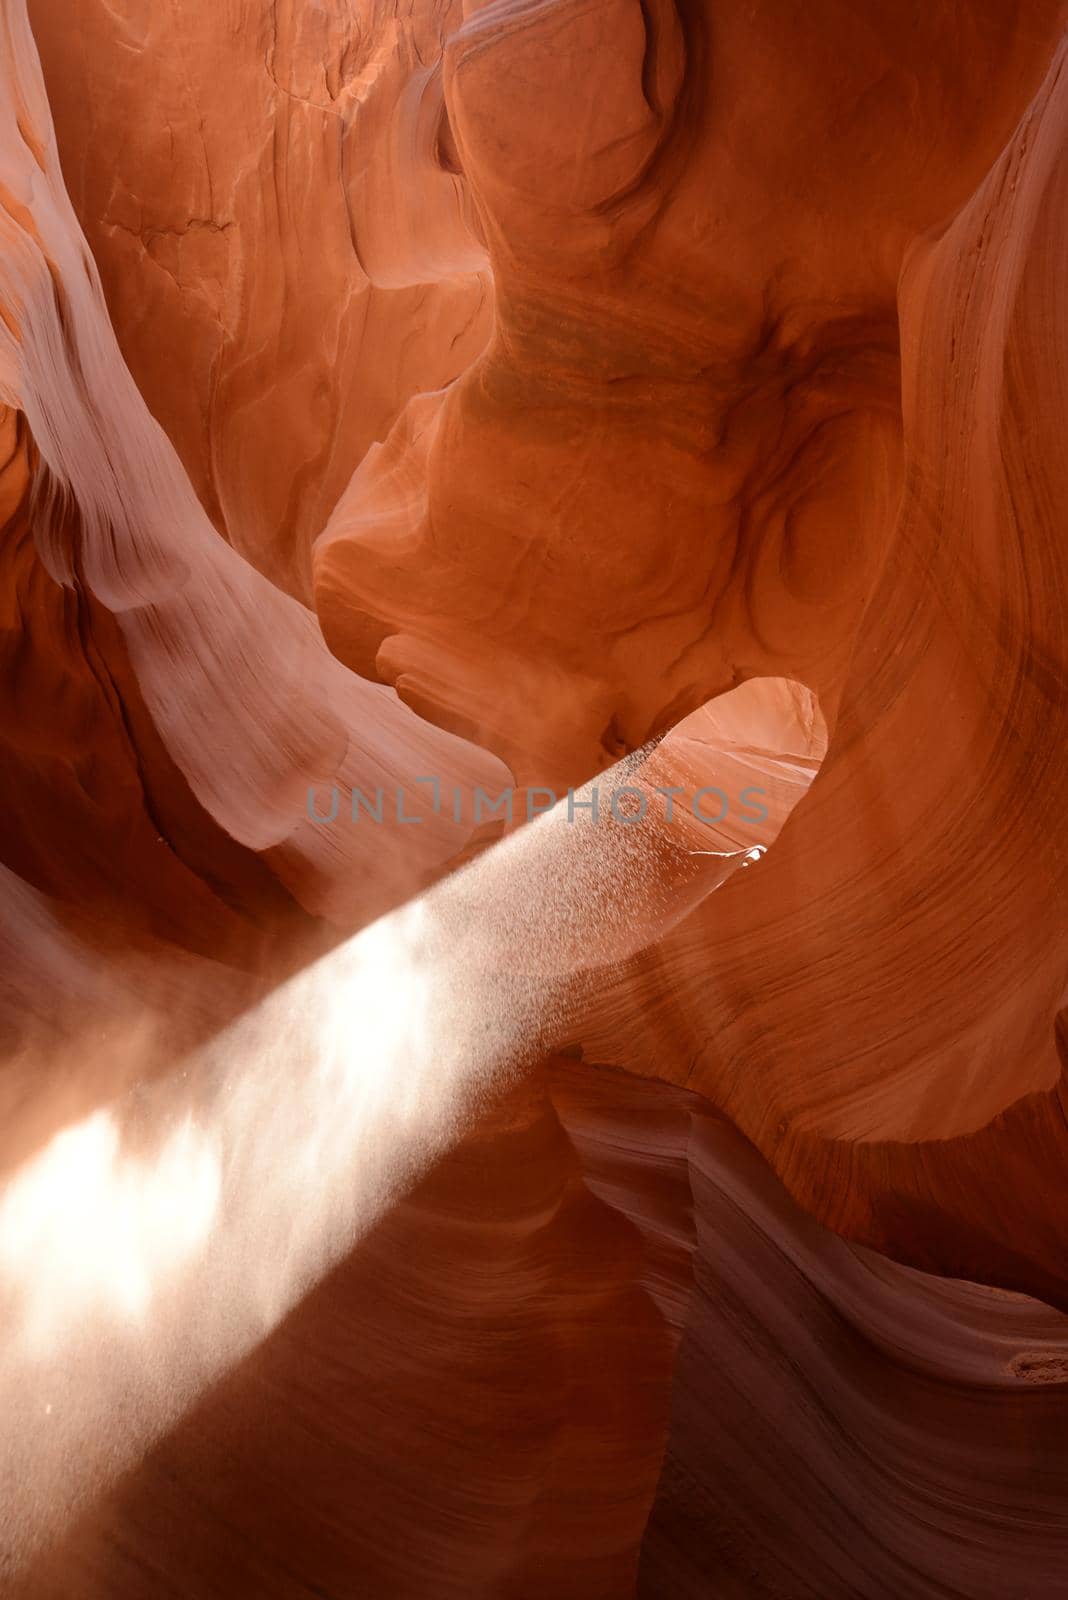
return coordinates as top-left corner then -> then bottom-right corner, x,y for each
0,680 -> 823,1570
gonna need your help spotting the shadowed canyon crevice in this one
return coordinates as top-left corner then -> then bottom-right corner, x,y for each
0,0 -> 1066,1595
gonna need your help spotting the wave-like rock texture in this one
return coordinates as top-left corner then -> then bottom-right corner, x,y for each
320,0 -> 1068,1295
25,0 -> 491,599
580,19 -> 1068,1307
0,0 -> 1066,1595
8,1068 -> 695,1599
639,1108 -> 1068,1599
10,1065 -> 1068,1599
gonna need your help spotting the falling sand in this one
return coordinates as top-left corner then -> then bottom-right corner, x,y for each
0,678 -> 824,1571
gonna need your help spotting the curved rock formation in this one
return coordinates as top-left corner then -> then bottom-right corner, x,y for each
0,0 -> 1066,1596
25,0 -> 492,599
638,1108 -> 1068,1599
581,23 -> 1068,1307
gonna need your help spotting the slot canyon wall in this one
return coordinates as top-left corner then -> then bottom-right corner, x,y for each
1,0 -> 1067,1595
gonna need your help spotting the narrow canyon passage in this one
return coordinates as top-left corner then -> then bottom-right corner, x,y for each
0,0 -> 1066,1596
